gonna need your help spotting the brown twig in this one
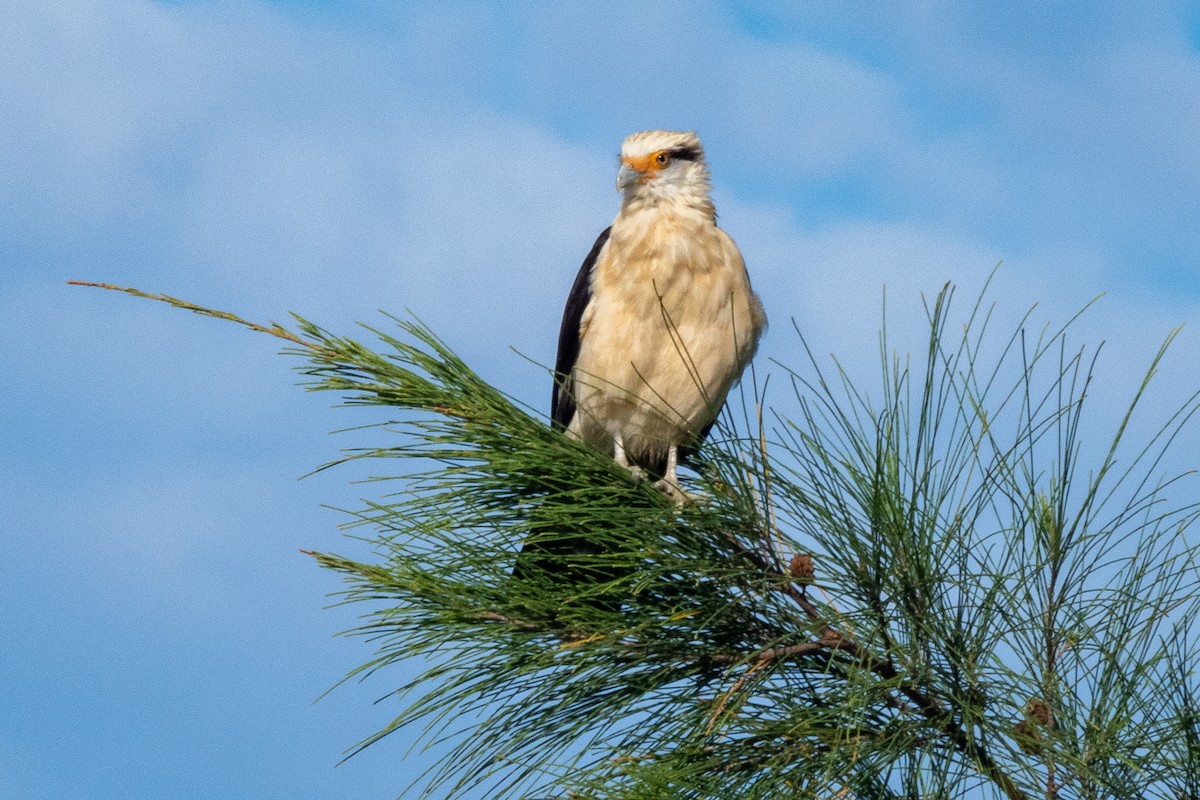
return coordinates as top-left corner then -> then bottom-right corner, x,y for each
727,532 -> 1029,800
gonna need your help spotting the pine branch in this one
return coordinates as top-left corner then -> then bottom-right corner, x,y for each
71,278 -> 1200,800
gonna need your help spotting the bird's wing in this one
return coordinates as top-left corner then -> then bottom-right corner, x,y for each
551,226 -> 611,430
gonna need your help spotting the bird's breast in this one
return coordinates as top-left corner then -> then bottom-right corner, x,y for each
570,210 -> 764,457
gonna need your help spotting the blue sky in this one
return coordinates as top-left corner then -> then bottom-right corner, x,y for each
3,2 -> 1199,798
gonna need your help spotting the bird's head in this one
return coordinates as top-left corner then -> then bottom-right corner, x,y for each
616,130 -> 712,211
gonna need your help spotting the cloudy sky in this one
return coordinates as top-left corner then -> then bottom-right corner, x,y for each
4,2 -> 1199,798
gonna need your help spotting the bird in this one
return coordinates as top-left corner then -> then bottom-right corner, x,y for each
551,130 -> 767,500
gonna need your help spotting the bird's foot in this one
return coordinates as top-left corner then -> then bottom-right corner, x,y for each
653,477 -> 703,506
623,464 -> 649,482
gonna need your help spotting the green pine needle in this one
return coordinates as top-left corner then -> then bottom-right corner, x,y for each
72,277 -> 1200,800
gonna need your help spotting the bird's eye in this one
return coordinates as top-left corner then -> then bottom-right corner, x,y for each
654,151 -> 670,167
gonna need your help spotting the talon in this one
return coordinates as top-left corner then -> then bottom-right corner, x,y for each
653,477 -> 684,503
653,477 -> 700,505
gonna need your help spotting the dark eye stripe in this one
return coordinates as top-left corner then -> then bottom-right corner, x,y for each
667,146 -> 701,162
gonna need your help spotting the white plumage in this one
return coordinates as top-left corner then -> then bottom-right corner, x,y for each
553,130 -> 766,498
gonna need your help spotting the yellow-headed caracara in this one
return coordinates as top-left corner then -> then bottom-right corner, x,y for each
553,130 -> 767,500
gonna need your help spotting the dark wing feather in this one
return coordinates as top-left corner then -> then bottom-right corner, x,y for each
513,227 -> 615,590
551,226 -> 611,430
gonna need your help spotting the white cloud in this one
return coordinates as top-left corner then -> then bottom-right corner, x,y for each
1,2 -> 620,383
6,0 -> 1194,449
6,5 -> 1200,798
719,191 -> 1198,479
709,2 -> 1200,297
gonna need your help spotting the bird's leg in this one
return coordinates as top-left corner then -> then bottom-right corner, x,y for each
613,432 -> 647,481
612,430 -> 630,467
653,444 -> 688,504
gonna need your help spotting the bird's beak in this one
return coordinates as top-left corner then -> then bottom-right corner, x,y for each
616,162 -> 640,191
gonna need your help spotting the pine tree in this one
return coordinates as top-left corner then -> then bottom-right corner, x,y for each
72,278 -> 1200,800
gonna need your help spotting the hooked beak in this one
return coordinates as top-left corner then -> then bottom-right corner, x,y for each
616,162 -> 640,191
